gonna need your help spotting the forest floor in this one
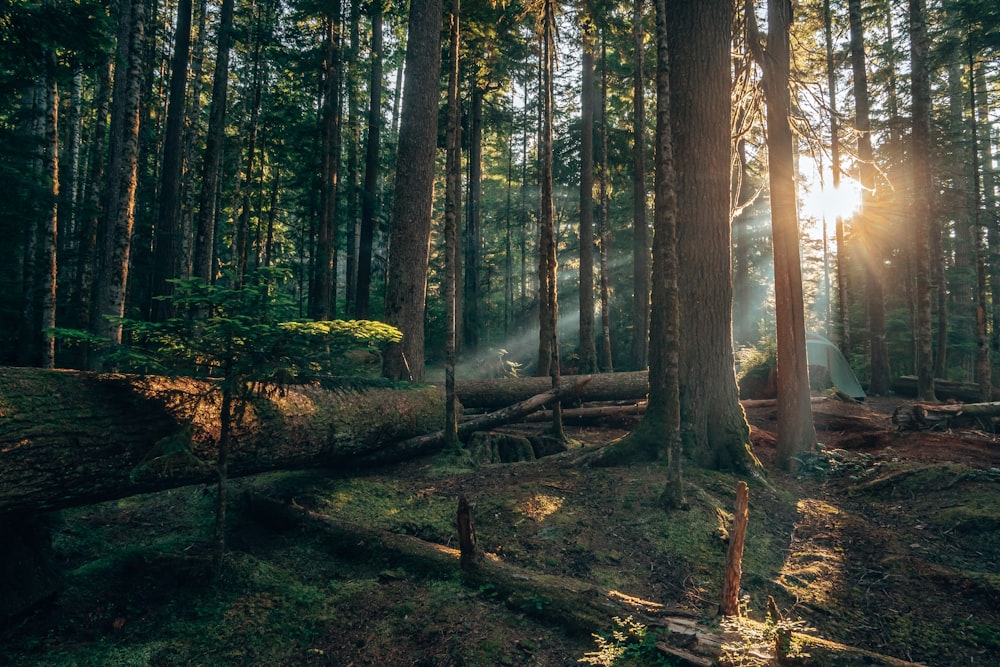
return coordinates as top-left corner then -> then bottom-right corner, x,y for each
2,394 -> 1000,666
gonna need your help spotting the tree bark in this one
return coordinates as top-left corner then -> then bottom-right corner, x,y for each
453,370 -> 650,409
382,0 -> 442,382
578,10 -> 597,374
311,2 -> 342,317
667,0 -> 753,470
750,0 -> 817,469
720,481 -> 749,616
908,0 -> 937,402
193,0 -> 235,283
355,0 -> 383,319
0,367 -> 446,517
630,0 -> 650,372
150,0 -> 192,320
848,0 -> 890,395
93,0 -> 146,349
444,0 -> 461,449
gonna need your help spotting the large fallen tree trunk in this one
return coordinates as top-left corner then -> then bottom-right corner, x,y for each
454,371 -> 648,409
0,367 -> 446,517
892,375 -> 1000,402
892,401 -> 1000,431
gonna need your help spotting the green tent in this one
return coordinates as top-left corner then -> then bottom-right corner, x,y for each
806,333 -> 866,400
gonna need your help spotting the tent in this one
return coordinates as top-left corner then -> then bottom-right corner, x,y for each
806,333 -> 866,400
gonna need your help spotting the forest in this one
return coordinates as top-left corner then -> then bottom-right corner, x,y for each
1,0 -> 1000,665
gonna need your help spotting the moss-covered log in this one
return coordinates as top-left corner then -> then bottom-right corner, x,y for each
0,367 -> 445,516
454,371 -> 648,409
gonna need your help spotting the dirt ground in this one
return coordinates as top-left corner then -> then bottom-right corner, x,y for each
2,395 -> 999,666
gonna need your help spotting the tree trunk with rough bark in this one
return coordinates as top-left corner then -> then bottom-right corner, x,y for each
578,11 -> 597,374
751,0 -> 817,469
93,0 -> 145,349
0,367 -> 446,517
630,0 -> 650,372
667,0 -> 753,470
453,371 -> 649,409
848,0 -> 890,395
382,0 -> 442,382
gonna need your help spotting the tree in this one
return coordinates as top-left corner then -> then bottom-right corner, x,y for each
445,0 -> 461,447
578,7 -> 597,374
382,0 -> 443,382
311,0 -> 342,319
594,0 -> 685,509
630,0 -> 650,372
535,0 -> 564,440
92,271 -> 401,574
847,0 -> 890,395
193,0 -> 236,284
92,0 -> 146,351
356,0 -> 384,319
747,0 -> 817,469
908,0 -> 936,401
668,0 -> 753,470
150,0 -> 193,320
39,9 -> 59,369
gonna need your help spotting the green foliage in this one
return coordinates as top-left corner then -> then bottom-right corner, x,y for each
719,603 -> 814,667
53,271 -> 401,386
579,616 -> 675,667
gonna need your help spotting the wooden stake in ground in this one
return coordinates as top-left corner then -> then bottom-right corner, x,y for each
456,496 -> 479,567
720,480 -> 749,616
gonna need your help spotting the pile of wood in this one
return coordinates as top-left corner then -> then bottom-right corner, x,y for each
892,400 -> 1000,432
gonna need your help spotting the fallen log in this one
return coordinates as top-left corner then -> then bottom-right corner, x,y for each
0,366 -> 446,517
454,371 -> 648,409
892,375 -> 1000,402
892,400 -> 1000,431
247,494 -> 931,666
369,377 -> 593,463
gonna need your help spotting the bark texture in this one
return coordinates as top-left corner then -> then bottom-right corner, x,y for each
382,0 -> 443,381
0,368 -> 445,517
667,0 -> 753,470
453,371 -> 649,409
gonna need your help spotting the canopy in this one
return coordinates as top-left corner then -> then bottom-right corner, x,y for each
806,333 -> 866,400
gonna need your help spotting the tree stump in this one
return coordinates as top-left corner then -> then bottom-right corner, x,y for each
720,481 -> 749,616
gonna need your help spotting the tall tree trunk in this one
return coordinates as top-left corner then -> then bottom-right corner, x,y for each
536,0 -> 564,440
381,0 -> 442,382
969,42 -> 990,401
907,0 -> 937,401
178,0 -> 208,279
72,52 -> 111,353
58,70 -> 83,309
943,6 -> 971,377
40,31 -> 59,369
463,85 -> 483,353
847,0 -> 890,395
444,0 -> 461,449
597,30 -> 613,373
151,0 -> 192,320
345,0 -> 361,316
668,0 -> 752,470
824,0 -> 850,356
578,11 -> 597,374
630,0 -> 649,371
311,4 -> 342,317
750,0 -> 817,469
356,0 -> 383,319
193,0 -> 235,284
234,0 -> 270,289
94,0 -> 146,350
